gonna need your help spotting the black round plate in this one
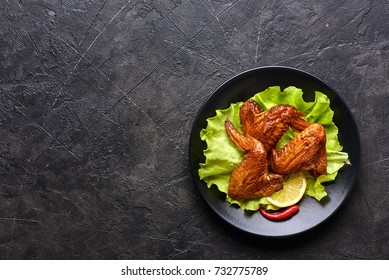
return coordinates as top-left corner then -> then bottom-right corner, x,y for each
189,66 -> 360,237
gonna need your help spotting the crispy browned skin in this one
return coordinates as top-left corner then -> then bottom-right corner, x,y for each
240,101 -> 311,151
240,100 -> 327,177
240,99 -> 264,138
225,101 -> 327,200
269,123 -> 327,177
225,119 -> 284,200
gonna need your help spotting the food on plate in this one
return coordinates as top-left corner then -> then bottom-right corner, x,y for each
224,118 -> 284,199
269,123 -> 327,178
240,100 -> 311,151
199,86 -> 350,211
259,205 -> 299,221
266,172 -> 307,208
225,101 -> 327,201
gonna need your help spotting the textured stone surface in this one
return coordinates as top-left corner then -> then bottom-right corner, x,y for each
0,0 -> 388,259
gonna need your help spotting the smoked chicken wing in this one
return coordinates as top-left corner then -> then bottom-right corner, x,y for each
240,100 -> 327,177
225,100 -> 327,200
225,119 -> 284,200
240,101 -> 311,151
269,123 -> 327,177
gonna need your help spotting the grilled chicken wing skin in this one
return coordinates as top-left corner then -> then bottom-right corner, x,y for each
225,100 -> 327,200
225,119 -> 284,199
269,123 -> 327,177
240,99 -> 264,139
240,101 -> 311,151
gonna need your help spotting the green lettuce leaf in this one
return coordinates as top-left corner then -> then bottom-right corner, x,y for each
198,86 -> 350,211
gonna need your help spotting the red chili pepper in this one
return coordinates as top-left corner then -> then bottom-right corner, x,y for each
259,205 -> 299,221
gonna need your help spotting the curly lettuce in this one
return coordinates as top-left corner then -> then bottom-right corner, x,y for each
198,86 -> 350,211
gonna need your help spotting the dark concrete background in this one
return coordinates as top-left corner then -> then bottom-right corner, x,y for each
0,0 -> 388,259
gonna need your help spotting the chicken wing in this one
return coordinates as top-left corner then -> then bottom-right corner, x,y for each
268,123 -> 327,177
240,100 -> 327,177
240,101 -> 310,151
225,119 -> 284,199
225,100 -> 327,200
240,99 -> 264,139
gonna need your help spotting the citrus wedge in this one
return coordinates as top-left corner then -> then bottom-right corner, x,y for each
266,172 -> 307,208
